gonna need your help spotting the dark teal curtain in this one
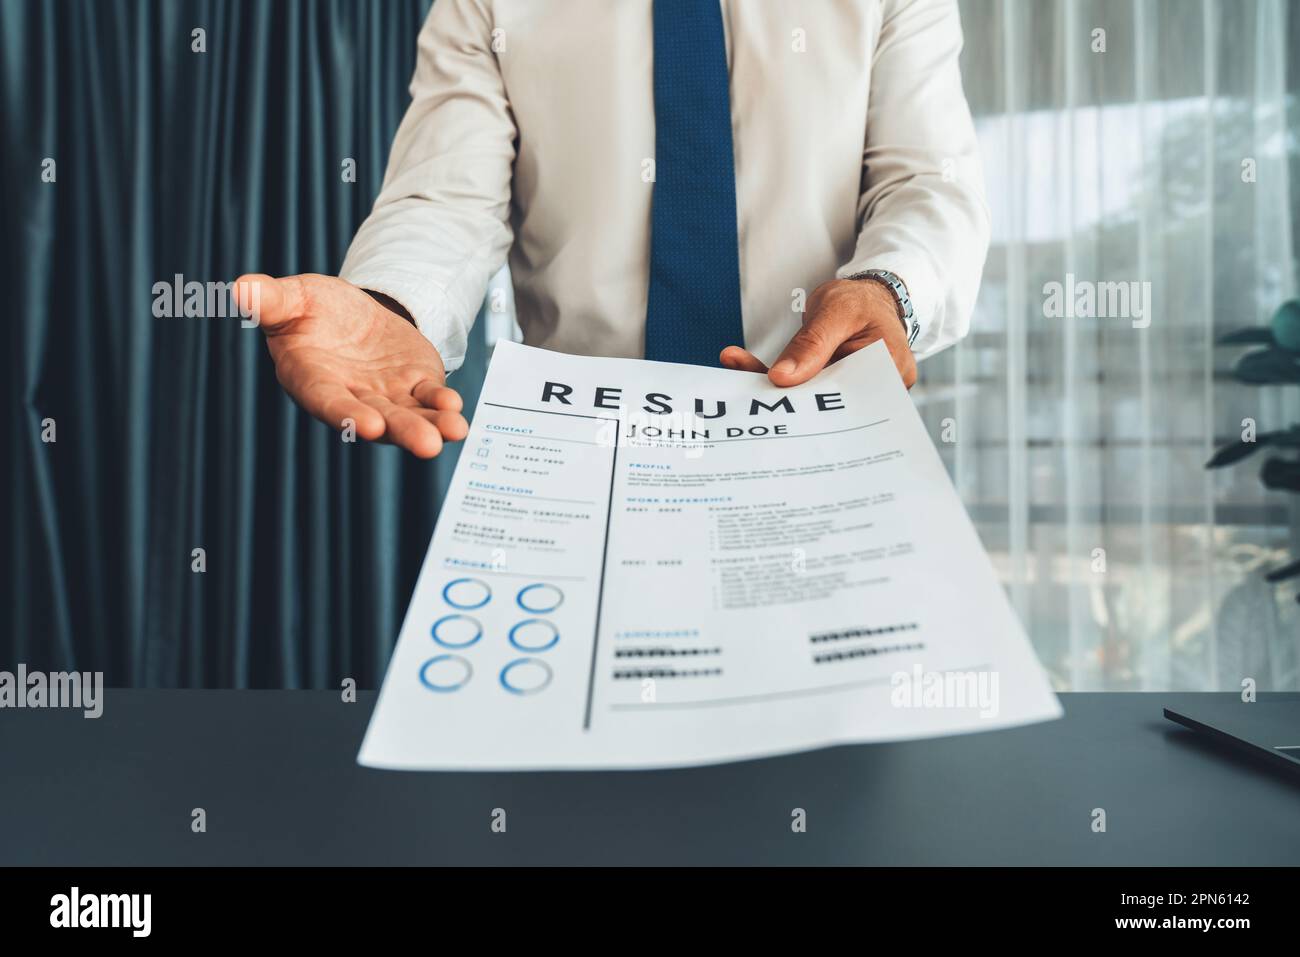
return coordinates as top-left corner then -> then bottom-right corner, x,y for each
2,0 -> 486,688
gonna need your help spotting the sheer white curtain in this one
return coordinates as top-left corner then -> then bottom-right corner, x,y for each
919,0 -> 1300,690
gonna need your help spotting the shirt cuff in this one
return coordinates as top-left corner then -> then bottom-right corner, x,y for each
836,252 -> 942,355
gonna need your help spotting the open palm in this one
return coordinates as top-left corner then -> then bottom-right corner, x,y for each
236,273 -> 468,458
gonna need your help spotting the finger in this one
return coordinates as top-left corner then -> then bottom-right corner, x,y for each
233,273 -> 307,330
767,307 -> 863,387
309,382 -> 387,440
719,346 -> 769,373
411,379 -> 463,412
283,372 -> 386,440
408,408 -> 470,442
359,393 -> 445,459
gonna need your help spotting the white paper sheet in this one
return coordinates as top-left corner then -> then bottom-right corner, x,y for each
359,340 -> 1060,770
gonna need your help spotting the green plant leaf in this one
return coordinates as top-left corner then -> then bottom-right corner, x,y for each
1217,327 -> 1276,346
1271,299 -> 1300,352
1203,430 -> 1300,468
1233,348 -> 1300,384
1259,457 -> 1300,491
1265,557 -> 1300,583
1205,438 -> 1268,468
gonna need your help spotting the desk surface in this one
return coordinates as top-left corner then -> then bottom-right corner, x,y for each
2,691 -> 1298,866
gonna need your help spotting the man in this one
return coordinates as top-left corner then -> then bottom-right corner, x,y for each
237,0 -> 989,459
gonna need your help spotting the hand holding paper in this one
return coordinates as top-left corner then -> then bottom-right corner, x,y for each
721,278 -> 918,388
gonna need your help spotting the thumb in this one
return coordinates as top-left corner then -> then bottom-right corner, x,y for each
768,306 -> 859,387
233,274 -> 306,330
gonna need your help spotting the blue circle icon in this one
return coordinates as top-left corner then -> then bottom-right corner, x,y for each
431,614 -> 483,649
517,583 -> 564,614
508,618 -> 559,652
443,577 -> 491,610
419,655 -> 473,692
499,658 -> 553,695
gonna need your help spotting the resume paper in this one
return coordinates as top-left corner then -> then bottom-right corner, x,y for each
359,341 -> 1060,770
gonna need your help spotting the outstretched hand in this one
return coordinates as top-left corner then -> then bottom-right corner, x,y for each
235,273 -> 468,458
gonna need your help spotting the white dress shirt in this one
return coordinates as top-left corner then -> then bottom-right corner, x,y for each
340,0 -> 990,372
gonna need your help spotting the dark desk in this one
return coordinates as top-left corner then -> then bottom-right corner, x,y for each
2,691 -> 1297,866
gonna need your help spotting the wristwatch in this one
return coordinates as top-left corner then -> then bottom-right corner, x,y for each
845,269 -> 919,347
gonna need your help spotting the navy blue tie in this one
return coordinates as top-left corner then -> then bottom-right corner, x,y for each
644,0 -> 744,366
